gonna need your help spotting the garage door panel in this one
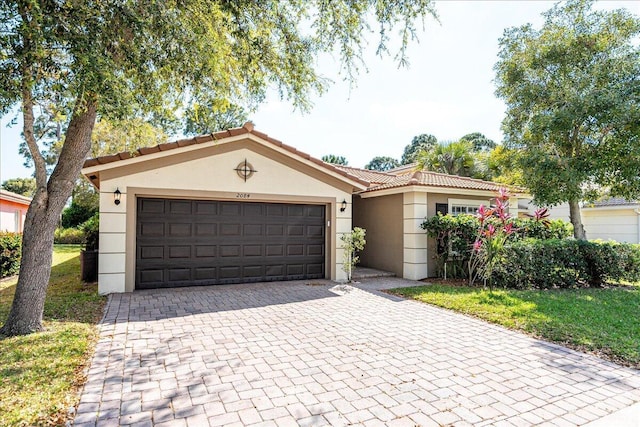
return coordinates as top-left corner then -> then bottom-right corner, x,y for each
169,200 -> 192,214
287,225 -> 304,236
169,223 -> 191,237
195,223 -> 217,236
168,268 -> 191,281
220,202 -> 241,216
195,245 -> 216,257
139,269 -> 163,284
267,225 -> 284,236
141,222 -> 164,236
136,198 -> 326,289
168,246 -> 191,258
140,246 -> 164,259
288,205 -> 304,216
140,199 -> 165,213
195,267 -> 217,280
220,223 -> 241,236
243,203 -> 264,216
244,224 -> 263,236
220,245 -> 241,257
266,245 -> 284,256
195,201 -> 218,215
243,245 -> 263,256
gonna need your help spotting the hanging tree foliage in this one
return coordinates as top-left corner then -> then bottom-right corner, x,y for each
0,0 -> 437,335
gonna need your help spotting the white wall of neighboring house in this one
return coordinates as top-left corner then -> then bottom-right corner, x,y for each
521,200 -> 640,244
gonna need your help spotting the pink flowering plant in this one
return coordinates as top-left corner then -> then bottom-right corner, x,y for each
468,188 -> 515,289
468,189 -> 553,289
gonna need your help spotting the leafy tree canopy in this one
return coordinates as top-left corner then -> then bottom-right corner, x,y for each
495,0 -> 640,239
0,0 -> 438,335
91,118 -> 169,159
416,140 -> 475,177
487,145 -> 525,186
322,154 -> 349,165
365,156 -> 400,171
1,177 -> 36,197
460,132 -> 496,152
401,133 -> 438,164
184,103 -> 248,136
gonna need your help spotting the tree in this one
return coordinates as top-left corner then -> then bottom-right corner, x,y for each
1,177 -> 36,197
91,118 -> 169,158
460,132 -> 496,152
365,156 -> 399,171
322,155 -> 349,165
495,0 -> 640,240
416,140 -> 476,176
0,1 -> 437,335
61,179 -> 99,228
184,103 -> 248,136
401,133 -> 438,164
487,145 -> 525,186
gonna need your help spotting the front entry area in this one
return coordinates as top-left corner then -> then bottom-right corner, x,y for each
135,198 -> 326,289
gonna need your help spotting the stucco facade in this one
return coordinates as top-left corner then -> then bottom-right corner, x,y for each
83,128 -> 365,294
356,187 -> 518,279
83,123 -> 525,294
0,190 -> 30,233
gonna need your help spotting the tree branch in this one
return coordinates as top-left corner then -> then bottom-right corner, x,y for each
22,84 -> 48,190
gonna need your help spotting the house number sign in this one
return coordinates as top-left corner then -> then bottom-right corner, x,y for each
235,158 -> 257,182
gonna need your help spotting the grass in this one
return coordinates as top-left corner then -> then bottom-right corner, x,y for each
393,282 -> 640,369
0,245 -> 106,427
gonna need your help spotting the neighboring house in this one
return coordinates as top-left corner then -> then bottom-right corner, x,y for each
0,189 -> 31,233
521,198 -> 640,243
82,123 -> 525,294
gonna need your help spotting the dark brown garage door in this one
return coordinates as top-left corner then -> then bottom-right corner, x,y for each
135,198 -> 326,289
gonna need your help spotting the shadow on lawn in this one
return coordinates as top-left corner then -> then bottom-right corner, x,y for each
0,254 -> 104,330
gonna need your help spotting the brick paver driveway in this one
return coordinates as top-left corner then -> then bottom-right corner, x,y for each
75,278 -> 640,426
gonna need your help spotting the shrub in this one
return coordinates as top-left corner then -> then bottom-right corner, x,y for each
421,210 -> 572,279
81,213 -> 99,251
54,227 -> 85,245
61,201 -> 98,228
493,239 -> 640,289
0,232 -> 22,278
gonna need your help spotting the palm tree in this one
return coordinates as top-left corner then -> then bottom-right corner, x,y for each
416,140 -> 475,176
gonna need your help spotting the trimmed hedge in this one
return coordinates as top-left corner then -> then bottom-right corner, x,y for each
54,227 -> 85,245
421,213 -> 573,279
0,232 -> 22,278
493,239 -> 640,289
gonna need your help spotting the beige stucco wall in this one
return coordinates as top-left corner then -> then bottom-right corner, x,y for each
353,194 -> 403,277
91,139 -> 355,294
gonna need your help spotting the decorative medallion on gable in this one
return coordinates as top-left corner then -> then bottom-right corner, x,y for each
235,159 -> 258,182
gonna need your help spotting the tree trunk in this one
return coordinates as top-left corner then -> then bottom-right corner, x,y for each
568,199 -> 587,240
0,100 -> 97,336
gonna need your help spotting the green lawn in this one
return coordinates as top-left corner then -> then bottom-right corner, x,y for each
393,283 -> 640,369
0,245 -> 106,427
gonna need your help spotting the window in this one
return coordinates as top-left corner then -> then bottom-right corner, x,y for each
14,211 -> 21,233
447,199 -> 489,217
450,205 -> 479,216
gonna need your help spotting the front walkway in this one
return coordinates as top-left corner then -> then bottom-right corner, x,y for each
74,278 -> 640,426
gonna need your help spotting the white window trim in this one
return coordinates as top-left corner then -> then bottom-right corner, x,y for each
448,198 -> 490,216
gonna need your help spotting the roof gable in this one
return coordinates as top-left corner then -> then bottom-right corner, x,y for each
81,122 -> 368,190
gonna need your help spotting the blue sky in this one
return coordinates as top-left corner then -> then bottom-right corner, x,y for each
1,0 -> 638,181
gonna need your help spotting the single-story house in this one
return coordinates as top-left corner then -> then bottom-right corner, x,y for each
82,122 -> 524,294
0,189 -> 31,233
521,198 -> 640,243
